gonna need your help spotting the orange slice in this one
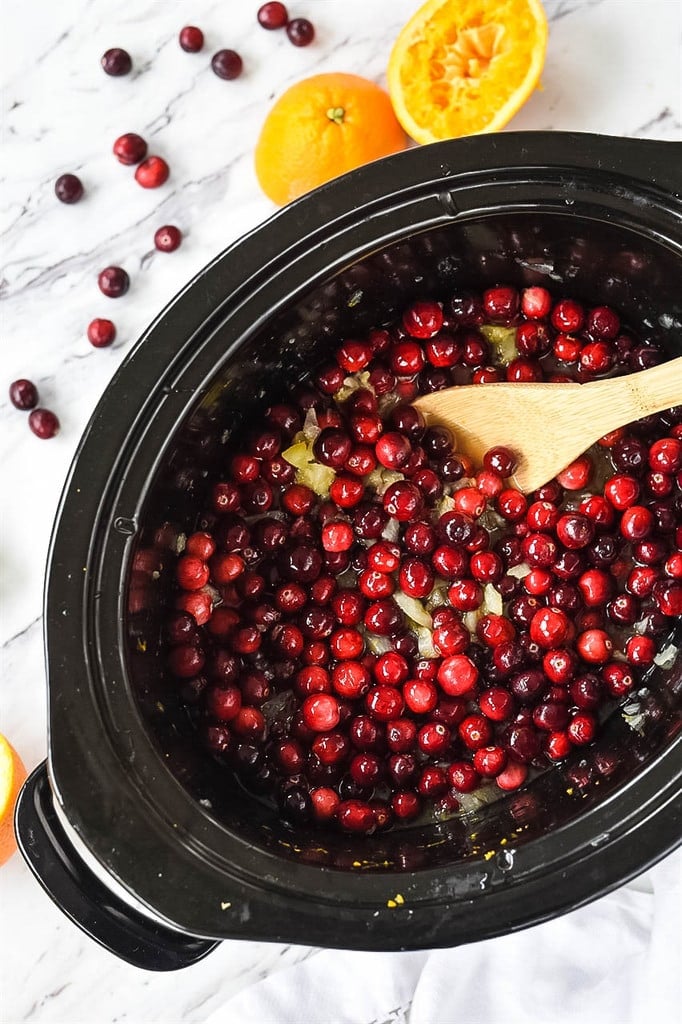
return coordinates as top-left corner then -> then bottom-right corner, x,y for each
0,734 -> 27,866
387,0 -> 548,144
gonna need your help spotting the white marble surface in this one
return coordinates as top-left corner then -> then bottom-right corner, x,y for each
0,0 -> 680,1020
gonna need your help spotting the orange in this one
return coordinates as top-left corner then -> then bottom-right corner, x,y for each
255,73 -> 407,206
0,734 -> 27,866
387,0 -> 548,144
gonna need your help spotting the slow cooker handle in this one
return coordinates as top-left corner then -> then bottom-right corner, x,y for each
14,761 -> 220,971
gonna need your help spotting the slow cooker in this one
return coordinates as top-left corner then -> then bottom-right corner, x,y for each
15,132 -> 682,971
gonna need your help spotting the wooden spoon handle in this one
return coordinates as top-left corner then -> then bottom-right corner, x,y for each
579,356 -> 682,438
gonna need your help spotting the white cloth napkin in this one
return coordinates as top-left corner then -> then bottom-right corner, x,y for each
205,851 -> 680,1024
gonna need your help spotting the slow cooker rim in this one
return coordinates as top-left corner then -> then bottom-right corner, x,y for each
44,132 -> 682,943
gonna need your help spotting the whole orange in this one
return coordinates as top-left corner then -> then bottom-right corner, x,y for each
255,73 -> 407,206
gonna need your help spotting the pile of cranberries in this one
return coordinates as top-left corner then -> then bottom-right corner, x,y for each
160,284 -> 681,834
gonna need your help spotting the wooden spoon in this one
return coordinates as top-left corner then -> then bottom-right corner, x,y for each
414,357 -> 682,493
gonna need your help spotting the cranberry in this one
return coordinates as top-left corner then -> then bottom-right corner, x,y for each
556,513 -> 595,550
101,47 -> 132,75
495,762 -> 528,791
576,628 -> 613,664
569,674 -> 603,710
551,298 -> 584,333
649,437 -> 682,474
301,693 -> 340,732
168,644 -> 205,679
98,266 -> 129,298
383,481 -> 423,522
54,173 -> 83,204
521,287 -> 551,319
497,489 -> 527,522
113,133 -> 147,165
653,580 -> 682,616
557,455 -> 592,490
567,712 -> 597,746
258,2 -> 288,28
403,678 -> 438,715
447,761 -> 480,793
211,49 -> 243,79
398,557 -> 434,598
179,25 -> 204,51
402,301 -> 443,339
375,432 -> 412,469
286,17 -> 315,46
28,409 -> 59,439
580,341 -> 614,375
9,379 -> 38,410
391,341 -> 426,376
483,445 -> 517,478
533,702 -> 569,731
436,655 -> 478,697
503,724 -> 540,763
135,156 -> 169,189
473,746 -> 507,777
620,506 -> 653,541
483,286 -> 519,323
366,685 -> 404,721
154,225 -> 182,252
86,318 -> 116,348
553,334 -> 582,363
509,668 -> 546,705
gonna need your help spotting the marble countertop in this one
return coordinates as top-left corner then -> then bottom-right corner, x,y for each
1,0 -> 680,1020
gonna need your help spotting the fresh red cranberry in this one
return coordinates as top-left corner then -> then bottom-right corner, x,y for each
398,557 -> 434,598
258,2 -> 288,28
483,445 -> 517,478
286,17 -> 315,45
113,133 -> 147,165
567,712 -> 597,745
101,47 -> 132,75
331,661 -> 370,699
176,590 -> 212,625
604,474 -> 640,510
649,437 -> 682,474
154,225 -> 182,252
310,787 -> 340,821
135,156 -> 169,188
533,702 -> 569,731
54,173 -> 83,204
375,432 -> 412,469
9,379 -> 38,410
553,334 -> 582,363
383,481 -> 423,522
483,286 -> 519,323
495,761 -> 528,790
168,644 -> 205,678
301,693 -> 340,732
653,580 -> 682,616
556,513 -> 595,550
446,762 -> 479,793
425,332 -> 461,367
576,628 -> 613,664
580,341 -> 614,375
521,287 -> 551,319
403,679 -> 438,715
625,634 -> 656,666
179,25 -> 204,51
602,662 -> 635,698
87,318 -> 116,348
447,579 -> 482,611
506,356 -> 543,382
586,305 -> 620,340
391,790 -> 421,821
313,428 -> 352,469
578,569 -> 612,606
366,685 -> 404,721
28,408 -> 59,439
557,455 -> 593,490
98,266 -> 129,298
509,668 -> 546,704
497,489 -> 527,522
211,49 -> 243,79
206,684 -> 242,722
620,505 -> 653,541
569,673 -> 603,710
402,301 -> 443,339
551,298 -> 584,333
503,724 -> 540,763
321,521 -> 354,553
390,340 -> 426,376
473,745 -> 507,777
417,721 -> 451,755
436,654 -> 478,697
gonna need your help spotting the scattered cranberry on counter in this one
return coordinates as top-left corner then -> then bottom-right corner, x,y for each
258,3 -> 289,29
286,17 -> 315,46
211,49 -> 243,80
179,26 -> 204,52
101,47 -> 132,76
97,266 -> 129,298
54,173 -> 84,204
134,156 -> 170,189
87,318 -> 116,348
154,225 -> 182,252
9,379 -> 39,410
113,133 -> 147,165
28,408 -> 59,439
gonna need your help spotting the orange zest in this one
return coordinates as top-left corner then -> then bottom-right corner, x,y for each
387,0 -> 548,144
0,734 -> 27,866
255,73 -> 407,206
